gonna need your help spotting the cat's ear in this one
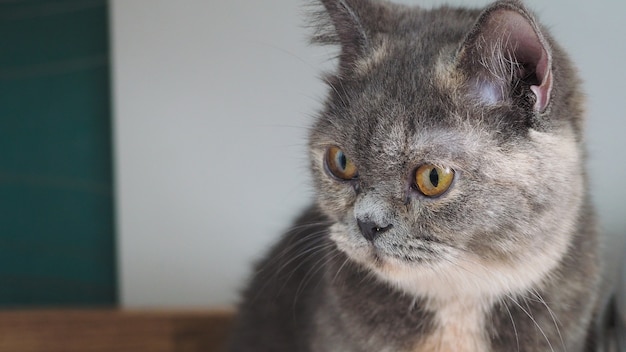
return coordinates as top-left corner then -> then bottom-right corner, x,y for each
457,1 -> 553,112
312,0 -> 385,74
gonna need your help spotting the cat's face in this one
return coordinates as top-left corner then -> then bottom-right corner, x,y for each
309,1 -> 585,301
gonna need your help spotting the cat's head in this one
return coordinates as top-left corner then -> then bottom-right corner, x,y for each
308,0 -> 586,301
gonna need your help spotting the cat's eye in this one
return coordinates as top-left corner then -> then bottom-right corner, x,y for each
325,146 -> 358,180
414,164 -> 454,197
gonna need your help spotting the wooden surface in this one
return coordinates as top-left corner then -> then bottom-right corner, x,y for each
0,309 -> 234,352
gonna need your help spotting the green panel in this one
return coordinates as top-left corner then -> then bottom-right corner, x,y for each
0,0 -> 116,306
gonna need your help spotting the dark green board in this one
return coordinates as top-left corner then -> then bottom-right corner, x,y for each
0,0 -> 116,306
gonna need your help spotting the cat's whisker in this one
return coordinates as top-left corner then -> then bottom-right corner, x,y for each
262,234 -> 321,276
262,224 -> 331,269
407,295 -> 418,314
323,79 -> 349,110
281,220 -> 333,234
261,231 -> 328,279
356,265 -> 377,288
529,288 -> 566,352
251,232 -> 331,303
277,242 -> 336,297
278,241 -> 335,280
292,245 -> 339,311
500,296 -> 521,352
506,293 -> 556,352
331,255 -> 351,285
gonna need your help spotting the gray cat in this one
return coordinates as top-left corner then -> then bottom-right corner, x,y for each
228,0 -> 602,351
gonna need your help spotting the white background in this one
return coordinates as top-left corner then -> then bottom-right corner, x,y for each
110,0 -> 626,307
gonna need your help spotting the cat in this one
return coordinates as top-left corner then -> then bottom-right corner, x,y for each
227,0 -> 603,351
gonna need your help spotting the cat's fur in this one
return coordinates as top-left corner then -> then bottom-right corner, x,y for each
228,1 -> 601,351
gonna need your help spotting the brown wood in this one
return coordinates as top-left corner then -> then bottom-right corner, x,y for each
0,309 -> 234,352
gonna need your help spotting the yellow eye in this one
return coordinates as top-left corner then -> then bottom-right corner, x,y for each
325,146 -> 358,180
415,164 -> 454,197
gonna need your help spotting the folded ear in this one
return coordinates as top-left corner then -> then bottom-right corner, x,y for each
457,1 -> 553,112
313,0 -> 386,74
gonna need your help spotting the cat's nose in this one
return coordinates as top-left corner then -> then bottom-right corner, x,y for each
357,219 -> 393,242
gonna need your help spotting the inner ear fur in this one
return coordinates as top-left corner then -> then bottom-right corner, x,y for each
457,0 -> 553,112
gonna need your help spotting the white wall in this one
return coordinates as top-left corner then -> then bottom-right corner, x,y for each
111,0 -> 626,307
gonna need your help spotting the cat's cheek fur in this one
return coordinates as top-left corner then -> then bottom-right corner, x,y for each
328,223 -> 368,259
374,130 -> 583,299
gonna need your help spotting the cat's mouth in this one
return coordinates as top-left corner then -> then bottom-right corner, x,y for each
329,222 -> 447,268
379,241 -> 439,262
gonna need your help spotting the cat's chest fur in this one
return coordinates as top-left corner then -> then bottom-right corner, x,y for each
311,253 -> 495,352
312,293 -> 491,352
413,300 -> 489,352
